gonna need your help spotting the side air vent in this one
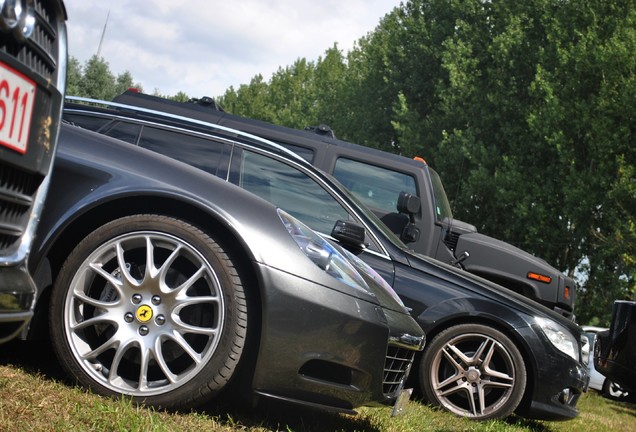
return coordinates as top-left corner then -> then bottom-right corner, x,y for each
383,345 -> 416,397
444,230 -> 460,251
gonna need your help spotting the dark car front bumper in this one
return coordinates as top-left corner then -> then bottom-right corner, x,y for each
515,325 -> 589,420
0,0 -> 67,344
250,263 -> 424,414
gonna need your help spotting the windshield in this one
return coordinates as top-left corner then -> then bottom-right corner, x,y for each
429,167 -> 453,222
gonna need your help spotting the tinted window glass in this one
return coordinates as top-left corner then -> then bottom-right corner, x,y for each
138,127 -> 232,177
104,121 -> 142,144
64,113 -> 113,131
429,167 -> 453,221
333,158 -> 417,215
237,151 -> 350,235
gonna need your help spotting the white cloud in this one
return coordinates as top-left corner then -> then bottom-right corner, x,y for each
63,0 -> 402,98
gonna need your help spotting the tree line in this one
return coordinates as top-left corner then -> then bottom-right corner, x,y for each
66,0 -> 635,326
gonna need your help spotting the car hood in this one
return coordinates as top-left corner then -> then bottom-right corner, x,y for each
404,247 -> 582,334
455,231 -> 576,310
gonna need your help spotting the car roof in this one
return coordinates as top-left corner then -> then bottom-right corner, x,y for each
64,95 -> 309,166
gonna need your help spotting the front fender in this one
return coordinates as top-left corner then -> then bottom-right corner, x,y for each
416,296 -> 532,335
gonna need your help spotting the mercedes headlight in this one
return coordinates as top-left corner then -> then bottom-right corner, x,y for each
278,209 -> 373,296
340,247 -> 406,309
535,317 -> 578,361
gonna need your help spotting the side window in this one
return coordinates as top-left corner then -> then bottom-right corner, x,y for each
333,158 -> 417,215
138,127 -> 232,178
103,121 -> 142,145
235,150 -> 350,235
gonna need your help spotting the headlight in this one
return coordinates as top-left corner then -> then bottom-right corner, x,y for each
340,247 -> 406,309
278,209 -> 373,296
535,317 -> 578,361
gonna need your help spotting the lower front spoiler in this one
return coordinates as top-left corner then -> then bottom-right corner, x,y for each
0,265 -> 36,344
0,311 -> 32,344
524,385 -> 585,421
253,390 -> 359,415
515,326 -> 589,421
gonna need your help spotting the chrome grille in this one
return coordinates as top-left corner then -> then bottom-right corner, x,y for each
383,345 -> 416,397
2,0 -> 61,82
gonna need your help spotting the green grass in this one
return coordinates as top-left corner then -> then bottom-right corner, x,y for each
1,340 -> 634,432
1,361 -> 635,432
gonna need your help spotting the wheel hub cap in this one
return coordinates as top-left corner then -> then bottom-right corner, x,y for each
135,304 -> 153,323
465,367 -> 481,383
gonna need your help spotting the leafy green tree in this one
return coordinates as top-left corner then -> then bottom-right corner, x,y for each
169,91 -> 191,103
114,70 -> 141,96
363,0 -> 636,324
78,55 -> 116,100
66,55 -> 139,100
219,74 -> 274,121
265,58 -> 317,128
65,0 -> 636,324
65,56 -> 82,96
309,45 -> 349,136
218,46 -> 350,135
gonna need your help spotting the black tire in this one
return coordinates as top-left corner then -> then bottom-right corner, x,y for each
602,379 -> 629,400
419,324 -> 527,420
49,215 -> 248,410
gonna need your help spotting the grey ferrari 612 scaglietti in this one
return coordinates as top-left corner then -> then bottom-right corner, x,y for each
20,123 -> 425,413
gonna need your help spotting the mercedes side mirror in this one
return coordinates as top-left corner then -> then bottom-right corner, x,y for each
331,220 -> 366,251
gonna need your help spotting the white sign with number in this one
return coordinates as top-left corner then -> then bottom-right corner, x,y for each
0,62 -> 36,154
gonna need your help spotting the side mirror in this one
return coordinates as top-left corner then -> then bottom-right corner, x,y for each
397,192 -> 421,215
397,192 -> 421,243
331,220 -> 366,251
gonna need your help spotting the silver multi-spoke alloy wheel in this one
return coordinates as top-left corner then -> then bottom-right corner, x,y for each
49,215 -> 248,410
420,324 -> 526,420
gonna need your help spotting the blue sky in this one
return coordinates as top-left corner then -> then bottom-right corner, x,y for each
63,0 -> 403,98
